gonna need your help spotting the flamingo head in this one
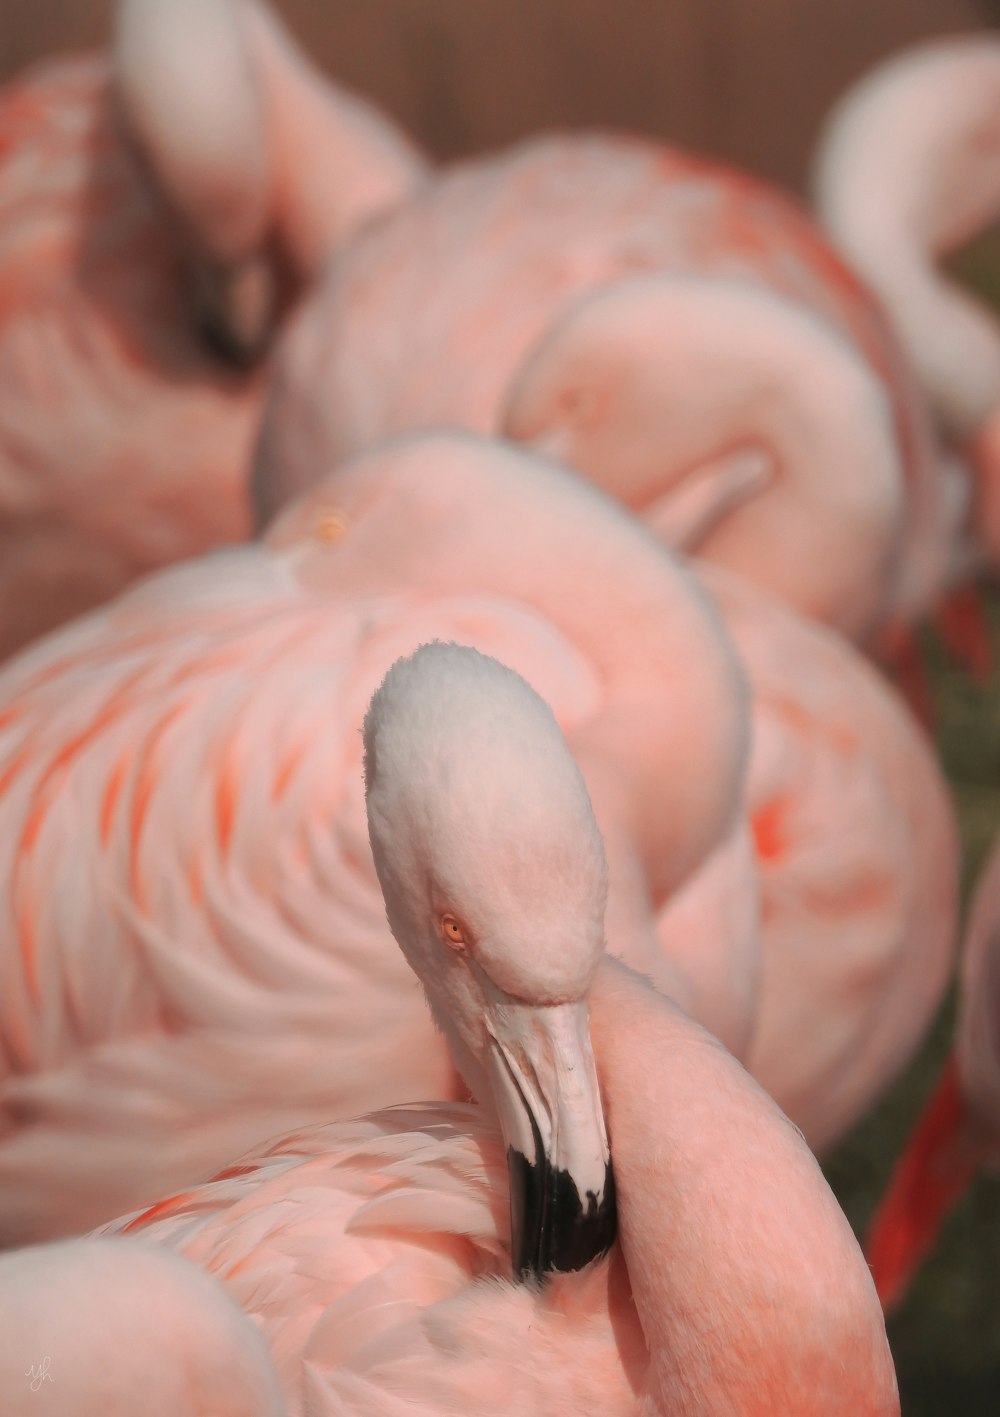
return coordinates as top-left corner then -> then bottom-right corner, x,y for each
502,275 -> 904,639
114,0 -> 428,363
363,641 -> 616,1280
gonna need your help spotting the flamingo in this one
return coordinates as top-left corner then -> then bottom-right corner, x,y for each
0,1237 -> 284,1417
0,433 -> 749,1242
814,35 -> 1000,574
0,432 -> 957,1243
94,642 -> 900,1416
866,833 -> 1000,1313
698,565 -> 958,1153
252,130 -> 951,639
113,0 -> 429,354
0,0 -> 426,661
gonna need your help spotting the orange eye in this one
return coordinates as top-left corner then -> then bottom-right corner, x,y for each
441,914 -> 467,950
316,508 -> 347,545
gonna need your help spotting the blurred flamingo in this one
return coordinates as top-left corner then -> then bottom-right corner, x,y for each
1,1237 -> 284,1417
815,37 -> 1000,684
96,645 -> 898,1415
866,834 -> 1000,1313
0,0 -> 426,661
113,0 -> 428,353
699,565 -> 958,1153
254,131 -> 951,641
0,433 -> 958,1242
0,434 -> 749,1242
816,35 -> 1000,574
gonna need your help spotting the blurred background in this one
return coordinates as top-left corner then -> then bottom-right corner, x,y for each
2,3 -> 999,1412
0,0 -> 994,191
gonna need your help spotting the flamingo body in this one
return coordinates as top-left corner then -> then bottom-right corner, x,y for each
0,1237 -> 284,1417
0,55 -> 260,660
99,965 -> 899,1416
0,0 -> 427,661
702,567 -> 959,1151
0,435 -> 956,1239
0,434 -> 747,1241
93,659 -> 898,1415
256,132 -> 945,631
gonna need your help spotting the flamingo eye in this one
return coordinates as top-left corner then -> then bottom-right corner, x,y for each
441,914 -> 467,950
316,508 -> 347,545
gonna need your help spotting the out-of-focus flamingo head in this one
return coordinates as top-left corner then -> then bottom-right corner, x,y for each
113,0 -> 428,360
114,0 -> 274,360
816,36 -> 1000,569
363,642 -> 616,1280
502,274 -> 905,639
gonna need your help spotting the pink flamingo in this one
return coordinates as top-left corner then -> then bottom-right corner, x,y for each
96,643 -> 899,1415
0,0 -> 426,662
866,833 -> 1000,1313
113,0 -> 429,352
0,433 -> 957,1243
698,565 -> 958,1153
253,131 -> 950,639
1,1237 -> 284,1417
815,35 -> 1000,575
0,433 -> 749,1242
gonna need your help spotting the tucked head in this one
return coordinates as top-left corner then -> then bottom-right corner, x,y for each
363,642 -> 615,1279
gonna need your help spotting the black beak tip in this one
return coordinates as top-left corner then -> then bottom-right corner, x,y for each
508,1148 -> 617,1281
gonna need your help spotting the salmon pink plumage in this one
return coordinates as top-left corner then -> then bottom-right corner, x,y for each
92,646 -> 898,1413
0,0 -> 427,662
0,434 -> 748,1241
254,131 -> 948,637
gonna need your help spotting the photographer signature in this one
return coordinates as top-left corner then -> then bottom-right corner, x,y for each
25,1355 -> 54,1391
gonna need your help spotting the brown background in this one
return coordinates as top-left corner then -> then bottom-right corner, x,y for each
1,0 -> 992,194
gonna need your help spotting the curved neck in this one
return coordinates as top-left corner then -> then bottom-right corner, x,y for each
504,275 -> 905,639
114,0 -> 427,282
851,246 -> 1000,439
244,0 -> 427,275
587,958 -> 900,1415
816,41 -> 1000,436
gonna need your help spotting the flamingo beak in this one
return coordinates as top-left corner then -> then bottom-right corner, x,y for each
485,997 -> 617,1281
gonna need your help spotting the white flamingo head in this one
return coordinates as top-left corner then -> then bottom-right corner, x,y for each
363,641 -> 616,1279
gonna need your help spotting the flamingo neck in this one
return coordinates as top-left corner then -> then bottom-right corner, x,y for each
587,959 -> 899,1416
243,1 -> 426,275
816,42 -> 1000,439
